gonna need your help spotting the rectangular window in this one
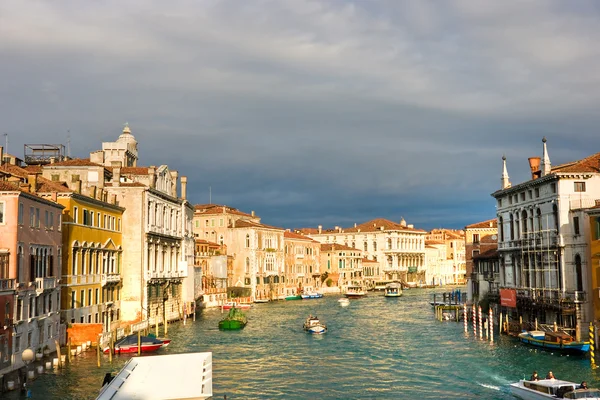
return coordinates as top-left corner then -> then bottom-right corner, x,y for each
50,212 -> 54,229
0,202 -> 4,224
97,212 -> 101,227
95,288 -> 99,304
520,192 -> 525,201
219,218 -> 223,227
80,290 -> 85,308
497,199 -> 502,208
574,216 -> 580,235
551,183 -> 557,193
118,218 -> 121,231
29,207 -> 35,227
18,203 -> 23,225
83,209 -> 89,225
473,234 -> 480,244
74,207 -> 79,224
472,250 -> 480,257
211,219 -> 215,227
58,213 -> 62,231
535,188 -> 540,198
45,210 -> 49,227
574,182 -> 586,192
35,208 -> 40,228
71,291 -> 75,309
195,220 -> 199,228
90,212 -> 94,227
88,289 -> 92,306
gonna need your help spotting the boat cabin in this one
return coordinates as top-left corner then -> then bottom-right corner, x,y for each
545,331 -> 575,344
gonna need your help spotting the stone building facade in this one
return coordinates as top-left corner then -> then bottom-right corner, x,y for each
464,219 -> 498,301
283,231 -> 321,297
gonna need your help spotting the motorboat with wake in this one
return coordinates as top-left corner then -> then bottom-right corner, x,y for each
510,377 -> 600,399
104,334 -> 171,354
303,315 -> 327,334
338,298 -> 350,307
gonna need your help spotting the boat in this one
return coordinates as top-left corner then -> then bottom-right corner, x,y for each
104,334 -> 171,354
285,294 -> 302,300
97,352 -> 213,400
253,298 -> 270,303
303,315 -> 327,334
301,291 -> 323,299
219,306 -> 248,330
221,301 -> 252,310
384,282 -> 403,297
429,301 -> 450,307
345,284 -> 367,298
517,330 -> 590,354
338,298 -> 350,307
509,378 -> 600,399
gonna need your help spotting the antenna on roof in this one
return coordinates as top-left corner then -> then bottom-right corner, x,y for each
67,130 -> 71,158
209,186 -> 212,204
2,133 -> 7,156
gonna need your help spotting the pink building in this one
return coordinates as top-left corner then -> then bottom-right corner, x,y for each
0,155 -> 64,375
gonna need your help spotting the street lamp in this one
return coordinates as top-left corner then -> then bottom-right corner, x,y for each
21,348 -> 35,396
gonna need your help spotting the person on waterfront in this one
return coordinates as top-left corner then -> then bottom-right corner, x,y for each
530,371 -> 539,381
546,371 -> 555,380
579,381 -> 588,389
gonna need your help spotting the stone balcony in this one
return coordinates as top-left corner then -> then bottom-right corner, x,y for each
35,277 -> 58,295
0,278 -> 16,292
147,270 -> 188,280
101,273 -> 122,286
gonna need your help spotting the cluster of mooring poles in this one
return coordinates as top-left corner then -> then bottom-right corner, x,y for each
460,303 -> 494,343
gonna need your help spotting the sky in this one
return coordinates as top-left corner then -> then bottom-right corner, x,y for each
1,0 -> 600,231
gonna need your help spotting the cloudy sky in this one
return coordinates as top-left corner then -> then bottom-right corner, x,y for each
1,1 -> 599,231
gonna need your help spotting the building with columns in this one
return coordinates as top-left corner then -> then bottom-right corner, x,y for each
425,229 -> 466,284
299,218 -> 426,287
90,126 -> 194,325
491,138 -> 600,334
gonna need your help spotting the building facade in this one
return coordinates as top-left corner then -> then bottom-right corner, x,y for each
319,243 -> 364,292
491,139 -> 600,334
464,219 -> 498,301
283,231 -> 321,297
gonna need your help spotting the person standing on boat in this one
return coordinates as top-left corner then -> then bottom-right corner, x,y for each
530,371 -> 539,381
546,371 -> 555,380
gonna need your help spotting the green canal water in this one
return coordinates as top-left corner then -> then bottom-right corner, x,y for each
7,288 -> 600,399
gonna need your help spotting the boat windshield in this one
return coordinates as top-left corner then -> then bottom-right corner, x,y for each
563,389 -> 600,399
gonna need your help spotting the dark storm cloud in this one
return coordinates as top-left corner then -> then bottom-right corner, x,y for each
1,0 -> 600,230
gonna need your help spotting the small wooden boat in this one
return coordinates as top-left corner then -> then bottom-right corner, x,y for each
384,282 -> 402,297
219,306 -> 248,330
303,315 -> 327,334
510,377 -> 600,399
345,285 -> 367,298
518,330 -> 590,354
104,334 -> 170,354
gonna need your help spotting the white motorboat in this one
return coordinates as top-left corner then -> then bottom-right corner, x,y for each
345,285 -> 367,298
338,298 -> 350,307
303,315 -> 327,334
384,282 -> 402,297
509,378 -> 600,399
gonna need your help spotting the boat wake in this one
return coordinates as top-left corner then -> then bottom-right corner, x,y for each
477,382 -> 501,391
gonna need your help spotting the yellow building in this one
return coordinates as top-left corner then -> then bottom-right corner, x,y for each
587,206 -> 600,323
41,185 -> 124,331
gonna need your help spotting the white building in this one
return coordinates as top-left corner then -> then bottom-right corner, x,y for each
300,218 -> 427,286
492,138 -> 600,332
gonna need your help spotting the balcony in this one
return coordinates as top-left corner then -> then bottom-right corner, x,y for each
101,273 -> 122,286
295,254 -> 304,259
35,277 -> 58,295
0,278 -> 16,291
147,270 -> 188,280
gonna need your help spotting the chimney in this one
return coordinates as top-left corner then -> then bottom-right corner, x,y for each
113,167 -> 121,187
90,186 -> 97,198
318,225 -> 322,234
170,171 -> 178,197
181,176 -> 187,200
111,194 -> 117,204
50,191 -> 57,202
0,146 -> 3,165
76,180 -> 82,194
27,174 -> 38,193
408,224 -> 414,229
489,221 -> 493,227
148,166 -> 156,189
528,157 -> 541,179
251,211 -> 255,217
354,223 -> 357,228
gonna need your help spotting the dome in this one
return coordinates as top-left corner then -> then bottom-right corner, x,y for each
117,123 -> 137,145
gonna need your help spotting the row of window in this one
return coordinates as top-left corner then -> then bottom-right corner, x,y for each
197,218 -> 227,228
70,287 -> 119,309
74,206 -> 120,231
498,182 -> 586,208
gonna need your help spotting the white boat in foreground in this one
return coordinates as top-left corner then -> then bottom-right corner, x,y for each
384,282 -> 402,297
338,298 -> 350,307
97,352 -> 213,400
510,378 -> 600,399
303,315 -> 327,334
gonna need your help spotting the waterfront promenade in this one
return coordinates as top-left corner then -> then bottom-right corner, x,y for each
6,288 -> 597,399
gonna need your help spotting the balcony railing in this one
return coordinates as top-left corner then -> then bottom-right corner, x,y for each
35,277 -> 58,295
101,273 -> 122,286
489,287 -> 587,305
148,270 -> 188,280
0,278 -> 16,291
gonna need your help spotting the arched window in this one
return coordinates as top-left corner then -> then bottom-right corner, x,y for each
17,246 -> 23,283
387,238 -> 392,250
219,235 -> 224,246
521,210 -> 528,234
363,241 -> 368,251
498,217 -> 504,242
553,204 -> 559,230
245,234 -> 250,248
509,214 -> 515,241
536,208 -> 542,232
575,254 -> 583,292
373,241 -> 377,251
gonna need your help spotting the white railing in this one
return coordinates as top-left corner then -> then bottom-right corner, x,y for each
35,277 -> 58,294
0,278 -> 16,291
101,273 -> 121,286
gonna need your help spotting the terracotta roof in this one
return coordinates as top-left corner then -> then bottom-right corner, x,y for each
194,204 -> 254,217
0,162 -> 30,178
36,177 -> 71,193
120,167 -> 150,175
425,240 -> 445,245
47,158 -> 104,167
233,219 -> 283,231
361,257 -> 378,263
22,165 -> 43,173
284,231 -> 318,242
295,228 -> 320,235
552,152 -> 600,174
104,182 -> 147,188
465,219 -> 497,229
344,218 -> 426,233
473,248 -> 499,259
195,239 -> 221,247
0,181 -> 20,191
320,243 -> 359,252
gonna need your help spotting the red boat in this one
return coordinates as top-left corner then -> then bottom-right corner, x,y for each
221,302 -> 252,310
103,334 -> 171,354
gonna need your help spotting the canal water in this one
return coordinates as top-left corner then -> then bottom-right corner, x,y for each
7,288 -> 600,399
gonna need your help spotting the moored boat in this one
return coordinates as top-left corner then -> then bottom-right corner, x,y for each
301,291 -> 323,299
104,334 -> 171,354
384,282 -> 402,297
303,315 -> 327,334
518,330 -> 590,354
286,294 -> 302,300
509,378 -> 600,399
254,298 -> 270,303
221,301 -> 252,310
219,306 -> 248,330
345,285 -> 367,298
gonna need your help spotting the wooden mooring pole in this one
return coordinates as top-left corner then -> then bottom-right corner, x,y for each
590,322 -> 596,369
97,334 -> 101,368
